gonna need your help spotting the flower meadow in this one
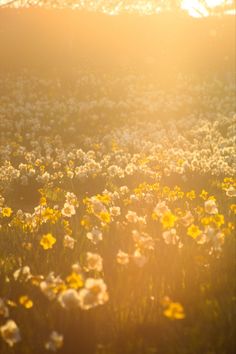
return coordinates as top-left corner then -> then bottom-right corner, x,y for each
0,70 -> 236,354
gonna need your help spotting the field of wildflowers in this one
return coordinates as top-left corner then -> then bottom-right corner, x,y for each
0,70 -> 236,354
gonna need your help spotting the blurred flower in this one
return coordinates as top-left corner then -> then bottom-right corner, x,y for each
132,249 -> 147,267
204,199 -> 218,215
1,207 -> 12,218
0,320 -> 21,347
126,210 -> 138,223
78,278 -> 109,310
63,235 -> 76,249
116,250 -> 130,265
187,224 -> 202,239
40,273 -> 65,300
161,212 -> 177,229
58,289 -> 80,309
109,206 -> 121,216
180,211 -> 194,227
0,299 -> 9,318
40,233 -> 56,250
86,252 -> 103,272
19,296 -> 33,309
153,201 -> 170,217
61,203 -> 76,218
99,211 -> 111,224
163,302 -> 185,320
86,227 -> 103,244
226,186 -> 236,197
162,228 -> 180,245
45,331 -> 63,352
13,266 -> 31,281
66,272 -> 84,290
132,230 -> 154,250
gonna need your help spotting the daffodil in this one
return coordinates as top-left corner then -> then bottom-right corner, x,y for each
19,295 -> 33,309
163,302 -> 185,320
66,272 -> 84,289
161,212 -> 177,229
187,224 -> 201,239
1,207 -> 12,218
40,233 -> 56,250
99,211 -> 111,223
186,190 -> 196,200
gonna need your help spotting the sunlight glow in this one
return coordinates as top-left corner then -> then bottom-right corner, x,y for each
181,0 -> 234,17
181,0 -> 209,17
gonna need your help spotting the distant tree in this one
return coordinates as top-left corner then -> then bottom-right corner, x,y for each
0,0 -> 234,15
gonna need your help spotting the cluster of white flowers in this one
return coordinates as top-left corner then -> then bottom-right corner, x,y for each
0,73 -> 235,196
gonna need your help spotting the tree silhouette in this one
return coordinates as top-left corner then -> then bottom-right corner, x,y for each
0,0 -> 235,15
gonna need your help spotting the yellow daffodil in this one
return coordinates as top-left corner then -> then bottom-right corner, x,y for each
213,214 -> 225,227
66,272 -> 84,289
199,189 -> 208,200
19,296 -> 33,309
1,207 -> 12,218
230,204 -> 236,214
186,190 -> 196,200
99,211 -> 111,224
161,212 -> 177,229
163,302 -> 185,320
40,233 -> 56,250
187,224 -> 201,239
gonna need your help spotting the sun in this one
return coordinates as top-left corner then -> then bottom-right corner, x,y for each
181,0 -> 228,17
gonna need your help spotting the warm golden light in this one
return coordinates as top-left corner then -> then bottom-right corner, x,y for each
181,0 -> 232,17
0,1 -> 235,353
